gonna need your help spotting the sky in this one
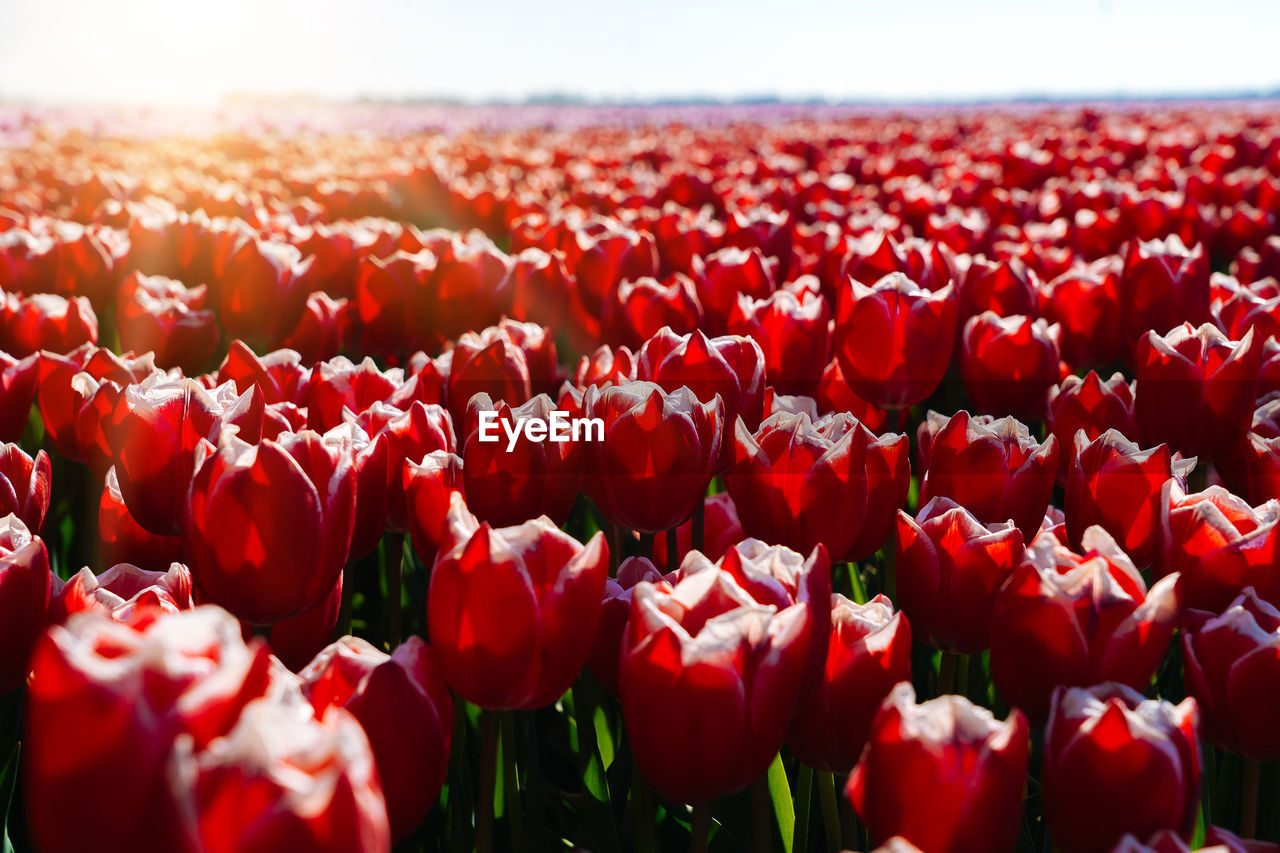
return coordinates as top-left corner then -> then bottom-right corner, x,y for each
2,0 -> 1278,106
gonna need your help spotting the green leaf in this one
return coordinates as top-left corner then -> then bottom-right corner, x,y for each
1,743 -> 19,853
767,753 -> 794,853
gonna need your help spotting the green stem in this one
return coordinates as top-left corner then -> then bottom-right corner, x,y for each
939,650 -> 958,695
1242,758 -> 1260,839
476,710 -> 501,853
692,498 -> 706,554
666,527 -> 679,573
690,802 -> 712,853
386,532 -> 404,649
633,760 -> 654,853
638,531 -> 655,561
501,712 -> 525,853
794,765 -> 814,853
816,771 -> 840,853
753,774 -> 772,853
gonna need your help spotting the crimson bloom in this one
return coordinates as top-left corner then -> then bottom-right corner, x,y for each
960,311 -> 1062,420
0,442 -> 50,533
1046,372 -> 1138,476
1043,683 -> 1200,853
428,498 -> 608,710
846,682 -> 1029,853
0,514 -> 52,693
833,272 -> 958,410
989,525 -> 1180,724
727,286 -> 831,396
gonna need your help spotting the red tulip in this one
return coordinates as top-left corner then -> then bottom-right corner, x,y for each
1066,429 -> 1194,568
257,573 -> 344,672
586,556 -> 674,694
1134,323 -> 1261,460
215,340 -> 309,406
428,498 -> 608,709
1043,683 -> 1200,853
4,292 -> 98,357
833,272 -> 958,410
0,513 -> 51,693
360,400 -> 455,533
1047,372 -> 1138,477
811,357 -> 890,431
727,286 -> 831,396
787,593 -> 912,772
110,376 -> 264,536
1183,589 -> 1280,761
604,274 -> 704,350
214,237 -> 313,348
961,311 -> 1062,420
444,328 -> 533,422
1112,826 -> 1280,853
917,410 -> 1059,541
461,393 -> 582,527
354,249 -> 436,358
573,344 -> 637,388
619,557 -> 815,803
116,271 -> 220,374
990,525 -> 1180,724
895,497 -> 1025,654
846,682 -> 1029,853
638,326 -> 767,440
695,246 -> 775,334
282,291 -> 350,364
184,431 -> 356,625
1119,236 -> 1211,359
956,255 -> 1038,321
25,606 -> 275,853
1039,259 -> 1124,368
582,381 -> 722,533
1159,485 -> 1280,612
52,561 -> 193,624
0,442 -> 50,533
402,452 -> 465,568
99,466 -> 183,572
728,411 -> 909,562
305,356 -> 404,433
171,698 -> 391,853
0,351 -> 38,443
300,636 -> 453,840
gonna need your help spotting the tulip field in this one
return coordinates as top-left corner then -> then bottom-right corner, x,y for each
3,101 -> 1280,853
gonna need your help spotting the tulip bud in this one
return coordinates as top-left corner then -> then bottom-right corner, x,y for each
1043,683 -> 1200,853
0,513 -> 52,693
846,682 -> 1029,853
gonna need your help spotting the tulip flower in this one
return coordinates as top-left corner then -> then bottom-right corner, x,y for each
1046,372 -> 1138,476
833,272 -> 958,410
282,291 -> 350,364
619,560 -> 815,803
604,274 -> 704,349
305,355 -> 405,433
25,606 -> 274,853
581,381 -> 722,534
184,430 -> 356,625
1066,429 -> 1194,568
4,292 -> 98,357
116,271 -> 220,374
695,245 -> 775,334
171,698 -> 391,853
428,498 -> 608,709
1043,683 -> 1200,853
1160,485 -> 1280,612
403,452 -> 465,568
846,682 -> 1029,853
895,497 -> 1024,654
52,561 -> 193,624
0,351 -> 38,443
214,237 -> 314,348
586,556 -> 674,694
1134,323 -> 1261,461
961,311 -> 1062,420
461,393 -> 582,527
444,328 -> 533,422
1039,260 -> 1124,368
956,255 -> 1038,321
787,593 -> 912,772
1182,589 -> 1280,760
727,286 -> 830,396
573,344 -> 637,387
638,326 -> 767,445
0,442 -> 50,533
356,400 -> 455,533
215,341 -> 310,406
300,636 -> 453,840
917,410 -> 1058,541
1112,827 -> 1280,853
110,375 -> 265,536
99,466 -> 184,572
0,513 -> 51,693
1119,235 -> 1211,357
989,525 -> 1180,724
